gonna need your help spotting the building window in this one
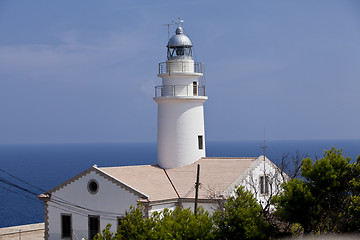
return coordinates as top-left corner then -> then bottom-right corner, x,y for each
88,179 -> 99,194
260,175 -> 269,195
198,135 -> 203,150
61,214 -> 71,239
89,215 -> 100,240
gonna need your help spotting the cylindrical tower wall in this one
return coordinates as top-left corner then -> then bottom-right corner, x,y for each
166,59 -> 194,73
161,76 -> 200,97
156,98 -> 207,169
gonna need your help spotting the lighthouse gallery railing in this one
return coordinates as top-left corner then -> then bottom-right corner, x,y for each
155,85 -> 205,97
158,62 -> 204,75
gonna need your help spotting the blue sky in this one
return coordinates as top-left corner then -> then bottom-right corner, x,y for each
0,0 -> 359,144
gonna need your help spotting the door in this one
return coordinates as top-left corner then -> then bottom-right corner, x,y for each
88,216 -> 100,240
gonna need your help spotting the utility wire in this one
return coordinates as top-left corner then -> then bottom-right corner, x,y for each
0,168 -> 46,193
0,177 -> 39,196
0,168 -> 129,219
0,185 -> 41,204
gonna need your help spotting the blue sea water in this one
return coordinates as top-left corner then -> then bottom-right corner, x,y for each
0,140 -> 359,228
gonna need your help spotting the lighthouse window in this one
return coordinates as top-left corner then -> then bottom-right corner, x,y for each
175,47 -> 185,56
193,82 -> 198,96
198,135 -> 203,150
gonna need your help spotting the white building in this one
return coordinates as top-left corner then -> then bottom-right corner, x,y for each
38,21 -> 286,240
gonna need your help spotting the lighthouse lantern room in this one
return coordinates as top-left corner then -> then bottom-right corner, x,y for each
154,20 -> 208,169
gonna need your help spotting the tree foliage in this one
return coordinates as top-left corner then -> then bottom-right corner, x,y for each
95,187 -> 271,240
116,205 -> 155,240
151,207 -> 213,240
94,204 -> 154,240
212,186 -> 271,239
273,148 -> 360,233
94,204 -> 213,240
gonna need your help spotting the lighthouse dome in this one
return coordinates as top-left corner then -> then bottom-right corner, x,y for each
167,26 -> 193,60
167,26 -> 192,47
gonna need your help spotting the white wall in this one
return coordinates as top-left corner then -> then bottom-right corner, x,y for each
148,202 -> 177,216
240,158 -> 285,208
181,202 -> 218,214
156,98 -> 207,169
47,170 -> 139,240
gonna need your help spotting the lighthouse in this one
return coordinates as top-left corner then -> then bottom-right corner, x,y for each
154,20 -> 208,169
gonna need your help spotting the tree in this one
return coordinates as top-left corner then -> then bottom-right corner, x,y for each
212,186 -> 271,239
151,207 -> 213,240
94,204 -> 213,240
94,224 -> 115,240
94,204 -> 155,240
273,148 -> 360,234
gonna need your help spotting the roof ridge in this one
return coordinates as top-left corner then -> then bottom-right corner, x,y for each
202,157 -> 257,159
99,164 -> 158,170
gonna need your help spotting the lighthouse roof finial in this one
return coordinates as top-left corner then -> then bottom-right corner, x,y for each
175,17 -> 184,34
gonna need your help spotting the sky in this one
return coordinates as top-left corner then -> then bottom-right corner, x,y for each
0,0 -> 359,144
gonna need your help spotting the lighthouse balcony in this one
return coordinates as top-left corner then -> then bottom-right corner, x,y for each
155,85 -> 205,97
159,61 -> 204,75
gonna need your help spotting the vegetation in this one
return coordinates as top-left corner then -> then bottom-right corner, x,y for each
95,187 -> 270,240
94,148 -> 360,239
273,148 -> 360,234
212,186 -> 271,239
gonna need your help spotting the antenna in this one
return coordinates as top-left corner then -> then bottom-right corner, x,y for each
162,22 -> 174,41
262,128 -> 267,157
262,127 -> 267,173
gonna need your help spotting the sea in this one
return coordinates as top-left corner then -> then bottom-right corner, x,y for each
0,139 -> 359,228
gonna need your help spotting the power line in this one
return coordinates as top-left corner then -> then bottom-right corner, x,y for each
0,168 -> 46,193
0,168 -> 129,219
0,176 -> 39,196
0,185 -> 41,204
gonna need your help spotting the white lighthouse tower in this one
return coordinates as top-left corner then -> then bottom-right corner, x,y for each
154,20 -> 208,169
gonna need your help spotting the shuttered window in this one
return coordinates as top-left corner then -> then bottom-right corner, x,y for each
260,175 -> 269,195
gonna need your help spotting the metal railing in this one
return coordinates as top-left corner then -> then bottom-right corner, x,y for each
155,85 -> 206,97
159,62 -> 204,75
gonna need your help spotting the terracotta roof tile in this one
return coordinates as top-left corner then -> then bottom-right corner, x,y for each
100,165 -> 178,201
99,157 -> 256,201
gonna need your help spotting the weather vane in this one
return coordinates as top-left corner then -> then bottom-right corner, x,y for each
163,18 -> 184,41
176,17 -> 184,28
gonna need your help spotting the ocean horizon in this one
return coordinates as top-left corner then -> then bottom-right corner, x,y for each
0,139 -> 359,228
